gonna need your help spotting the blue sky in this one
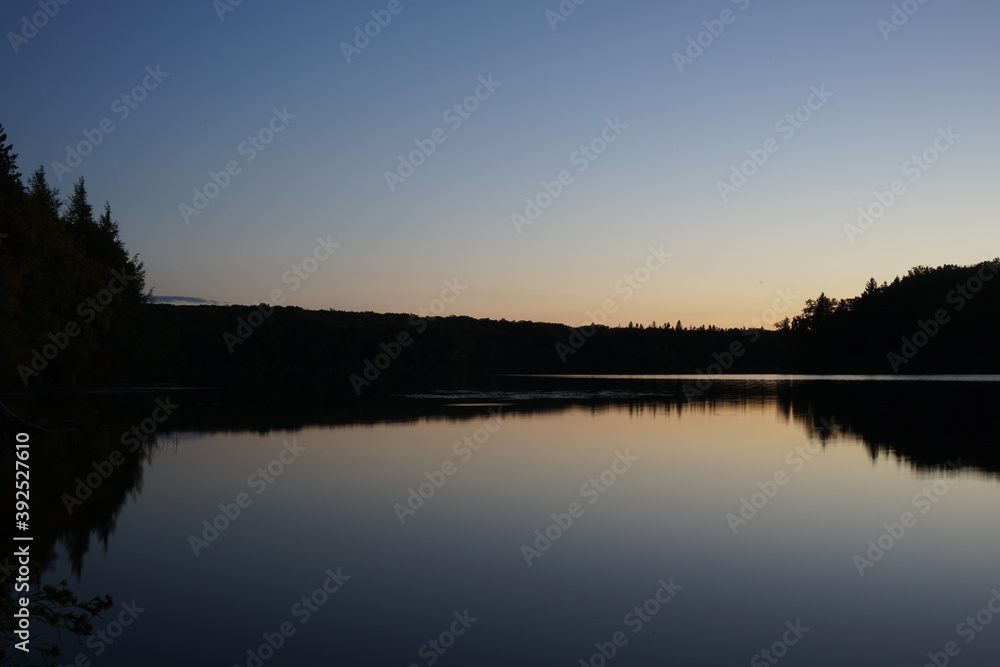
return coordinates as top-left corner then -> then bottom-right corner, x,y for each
2,0 -> 998,327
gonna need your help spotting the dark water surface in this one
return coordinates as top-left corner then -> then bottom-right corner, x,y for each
4,375 -> 1000,666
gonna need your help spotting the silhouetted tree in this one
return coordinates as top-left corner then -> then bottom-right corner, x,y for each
0,127 -> 148,384
863,277 -> 879,297
0,124 -> 21,197
2,121 -> 998,384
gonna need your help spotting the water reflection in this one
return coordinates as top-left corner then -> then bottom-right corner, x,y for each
1,376 -> 998,664
5,377 -> 999,570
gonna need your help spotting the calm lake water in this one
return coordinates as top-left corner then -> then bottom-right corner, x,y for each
6,375 -> 1000,666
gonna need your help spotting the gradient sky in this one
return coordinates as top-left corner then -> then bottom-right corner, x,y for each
2,0 -> 998,328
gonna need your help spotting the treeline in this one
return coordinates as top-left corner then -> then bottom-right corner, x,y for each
0,125 -> 149,386
1,123 -> 998,390
778,263 -> 1000,373
49,255 -> 1000,389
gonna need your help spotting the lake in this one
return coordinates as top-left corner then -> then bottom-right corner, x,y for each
5,375 -> 1000,666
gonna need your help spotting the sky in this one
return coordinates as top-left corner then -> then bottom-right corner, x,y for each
2,0 -> 998,328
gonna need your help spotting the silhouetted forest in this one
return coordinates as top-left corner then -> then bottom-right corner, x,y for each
1,124 -> 999,392
0,124 -> 149,389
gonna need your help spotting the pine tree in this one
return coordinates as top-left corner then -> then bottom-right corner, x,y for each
0,123 -> 22,196
0,129 -> 149,383
27,166 -> 61,220
863,277 -> 879,297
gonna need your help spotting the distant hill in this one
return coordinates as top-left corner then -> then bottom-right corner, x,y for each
4,258 -> 999,389
96,257 -> 999,389
2,123 -> 997,389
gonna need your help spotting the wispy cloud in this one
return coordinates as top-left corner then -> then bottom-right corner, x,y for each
151,296 -> 219,306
